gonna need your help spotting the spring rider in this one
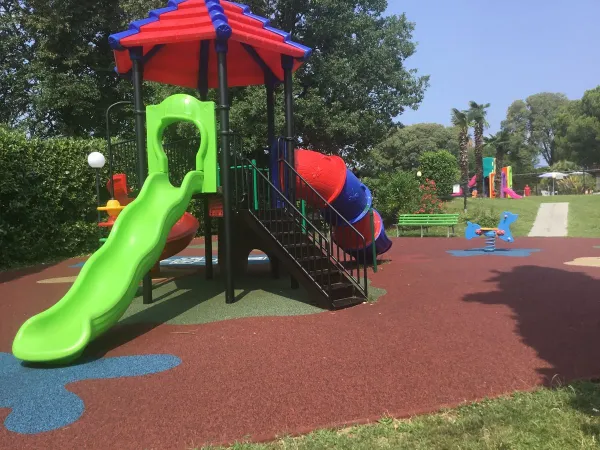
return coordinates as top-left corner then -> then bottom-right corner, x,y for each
465,212 -> 518,252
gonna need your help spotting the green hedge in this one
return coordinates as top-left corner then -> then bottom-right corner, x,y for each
0,127 -> 105,268
0,127 -> 222,269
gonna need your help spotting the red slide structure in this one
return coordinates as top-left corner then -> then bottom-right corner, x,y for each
104,174 -> 199,263
290,149 -> 392,261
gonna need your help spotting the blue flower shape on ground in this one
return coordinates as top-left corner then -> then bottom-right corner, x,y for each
0,352 -> 181,434
447,248 -> 542,257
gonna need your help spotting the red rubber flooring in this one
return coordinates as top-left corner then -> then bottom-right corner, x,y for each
2,237 -> 600,449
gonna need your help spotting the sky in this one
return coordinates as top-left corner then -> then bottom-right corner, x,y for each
386,0 -> 600,134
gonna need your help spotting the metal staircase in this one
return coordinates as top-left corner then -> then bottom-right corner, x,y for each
229,139 -> 369,310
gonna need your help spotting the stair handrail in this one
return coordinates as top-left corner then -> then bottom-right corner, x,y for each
237,157 -> 368,299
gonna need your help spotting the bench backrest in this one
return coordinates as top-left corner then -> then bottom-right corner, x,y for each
398,214 -> 459,224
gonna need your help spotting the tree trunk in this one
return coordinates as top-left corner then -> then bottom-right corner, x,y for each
474,123 -> 484,194
495,151 -> 504,197
459,132 -> 470,192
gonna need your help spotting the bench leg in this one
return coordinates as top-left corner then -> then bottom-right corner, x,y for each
447,227 -> 450,238
420,226 -> 423,238
452,225 -> 455,236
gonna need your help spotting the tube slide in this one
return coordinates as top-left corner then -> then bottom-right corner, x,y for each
12,171 -> 204,363
292,149 -> 392,261
503,187 -> 522,199
451,175 -> 477,197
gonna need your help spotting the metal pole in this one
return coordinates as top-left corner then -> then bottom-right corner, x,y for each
266,77 -> 276,152
105,101 -> 132,199
199,87 -> 213,280
130,47 -> 153,305
282,55 -> 298,290
282,56 -> 295,202
95,170 -> 102,223
216,42 -> 235,304
370,208 -> 377,273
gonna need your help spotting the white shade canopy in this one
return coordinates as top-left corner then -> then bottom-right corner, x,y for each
87,152 -> 106,169
538,172 -> 566,180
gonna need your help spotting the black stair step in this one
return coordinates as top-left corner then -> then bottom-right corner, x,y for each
332,296 -> 366,309
309,269 -> 344,283
326,282 -> 356,300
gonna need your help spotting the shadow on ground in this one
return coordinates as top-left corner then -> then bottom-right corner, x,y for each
463,265 -> 600,438
84,265 -> 326,358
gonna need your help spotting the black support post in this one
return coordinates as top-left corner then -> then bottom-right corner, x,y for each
198,42 -> 213,281
282,55 -> 298,289
282,56 -> 295,201
130,47 -> 153,305
265,76 -> 280,278
216,41 -> 235,304
266,76 -> 276,154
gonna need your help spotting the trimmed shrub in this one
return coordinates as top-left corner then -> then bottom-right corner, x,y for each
419,150 -> 460,198
0,127 -> 220,269
0,127 -> 105,268
365,171 -> 420,223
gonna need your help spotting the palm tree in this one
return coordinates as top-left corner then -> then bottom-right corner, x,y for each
451,108 -> 473,195
484,130 -> 511,196
468,101 -> 491,194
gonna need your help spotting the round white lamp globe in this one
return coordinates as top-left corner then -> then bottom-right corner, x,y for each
88,152 -> 106,169
417,171 -> 422,177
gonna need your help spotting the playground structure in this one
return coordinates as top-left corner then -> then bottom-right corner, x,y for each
452,158 -> 522,199
465,212 -> 518,252
11,0 -> 392,363
484,157 -> 522,199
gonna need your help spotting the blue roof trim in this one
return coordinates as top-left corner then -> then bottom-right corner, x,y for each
227,1 -> 312,61
204,0 -> 232,40
108,0 -> 190,50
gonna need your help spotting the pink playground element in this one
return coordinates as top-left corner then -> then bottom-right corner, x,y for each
503,187 -> 522,199
452,175 -> 477,197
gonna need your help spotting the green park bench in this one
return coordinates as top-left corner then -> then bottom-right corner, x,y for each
397,213 -> 460,238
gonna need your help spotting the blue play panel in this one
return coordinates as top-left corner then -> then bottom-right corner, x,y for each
447,248 -> 541,257
0,352 -> 180,434
70,254 -> 270,269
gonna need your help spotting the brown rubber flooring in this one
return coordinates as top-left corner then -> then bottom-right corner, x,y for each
1,237 -> 600,449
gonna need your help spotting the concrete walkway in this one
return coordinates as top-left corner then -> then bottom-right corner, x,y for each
528,202 -> 569,237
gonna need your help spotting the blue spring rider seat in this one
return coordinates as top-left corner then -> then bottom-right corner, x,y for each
465,212 -> 518,252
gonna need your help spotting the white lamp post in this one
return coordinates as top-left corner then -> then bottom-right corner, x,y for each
88,152 -> 106,222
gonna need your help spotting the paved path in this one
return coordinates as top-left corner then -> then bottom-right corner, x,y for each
529,202 -> 569,237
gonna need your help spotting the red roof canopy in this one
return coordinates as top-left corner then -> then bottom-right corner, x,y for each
109,0 -> 312,89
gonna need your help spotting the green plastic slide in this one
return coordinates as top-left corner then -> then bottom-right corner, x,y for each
12,94 -> 218,363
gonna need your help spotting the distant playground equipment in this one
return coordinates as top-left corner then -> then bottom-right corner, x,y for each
465,212 -> 518,252
452,158 -> 522,199
484,157 -> 522,199
12,0 -> 391,364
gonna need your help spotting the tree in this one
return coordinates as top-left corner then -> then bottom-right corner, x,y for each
554,86 -> 600,167
501,100 -> 539,174
418,150 -> 459,197
369,123 -> 458,174
4,0 -> 430,155
450,108 -> 472,194
527,92 -> 569,166
468,101 -> 490,194
0,0 -> 33,127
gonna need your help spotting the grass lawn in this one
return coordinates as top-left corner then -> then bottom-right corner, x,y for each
203,382 -> 600,449
392,195 -> 600,238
